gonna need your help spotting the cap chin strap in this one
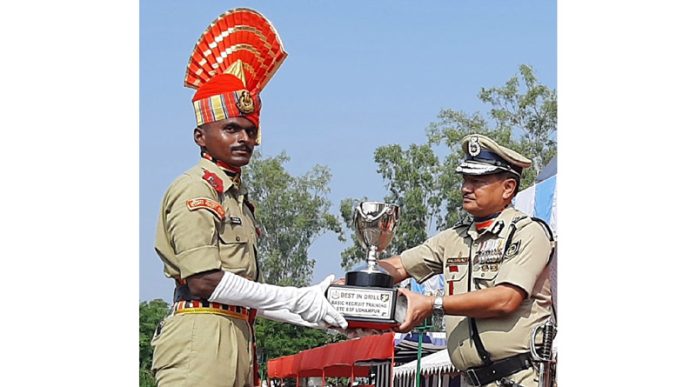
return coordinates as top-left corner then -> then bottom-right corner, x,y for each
456,161 -> 520,177
459,149 -> 523,176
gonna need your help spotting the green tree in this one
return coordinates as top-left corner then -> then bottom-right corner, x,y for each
427,64 -> 556,228
340,65 -> 556,265
139,299 -> 169,386
245,151 -> 343,287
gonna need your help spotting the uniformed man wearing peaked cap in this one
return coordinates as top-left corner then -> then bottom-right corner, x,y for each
150,8 -> 346,387
379,134 -> 556,387
456,134 -> 531,177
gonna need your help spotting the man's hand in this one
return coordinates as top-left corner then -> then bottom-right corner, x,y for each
395,288 -> 434,332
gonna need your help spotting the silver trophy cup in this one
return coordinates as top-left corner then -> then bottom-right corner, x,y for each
326,201 -> 407,329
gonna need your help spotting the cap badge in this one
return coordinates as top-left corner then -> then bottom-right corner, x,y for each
236,90 -> 255,114
468,136 -> 481,157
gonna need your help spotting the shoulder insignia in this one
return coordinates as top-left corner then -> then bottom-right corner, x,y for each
504,240 -> 521,258
202,169 -> 224,193
186,197 -> 225,220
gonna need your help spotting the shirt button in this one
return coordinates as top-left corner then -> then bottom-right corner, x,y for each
236,236 -> 240,241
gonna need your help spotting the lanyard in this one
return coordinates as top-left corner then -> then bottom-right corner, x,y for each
466,220 -> 521,366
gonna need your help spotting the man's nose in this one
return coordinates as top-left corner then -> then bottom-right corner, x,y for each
237,129 -> 250,143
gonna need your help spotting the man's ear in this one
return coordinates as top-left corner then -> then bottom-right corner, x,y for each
502,178 -> 517,200
194,126 -> 206,147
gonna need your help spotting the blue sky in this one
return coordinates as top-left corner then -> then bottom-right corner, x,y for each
140,0 -> 557,302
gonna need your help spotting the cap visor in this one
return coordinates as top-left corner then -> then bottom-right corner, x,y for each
455,161 -> 507,176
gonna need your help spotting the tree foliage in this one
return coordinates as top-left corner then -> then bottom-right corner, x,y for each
245,151 -> 343,287
426,64 -> 557,228
139,299 -> 170,386
340,65 -> 556,268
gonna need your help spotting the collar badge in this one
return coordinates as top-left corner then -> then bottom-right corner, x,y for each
491,220 -> 505,234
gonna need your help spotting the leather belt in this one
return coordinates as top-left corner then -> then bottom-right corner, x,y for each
464,352 -> 533,386
174,300 -> 251,321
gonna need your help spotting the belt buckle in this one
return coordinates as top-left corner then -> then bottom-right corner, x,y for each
465,368 -> 481,386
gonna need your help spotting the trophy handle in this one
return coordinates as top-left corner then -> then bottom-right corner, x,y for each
355,202 -> 400,223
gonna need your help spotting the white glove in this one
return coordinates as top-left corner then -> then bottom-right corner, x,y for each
208,271 -> 348,329
292,274 -> 346,329
256,309 -> 318,328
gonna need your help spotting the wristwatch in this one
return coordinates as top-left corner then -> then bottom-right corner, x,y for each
432,293 -> 445,319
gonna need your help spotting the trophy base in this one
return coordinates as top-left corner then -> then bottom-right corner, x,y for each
345,270 -> 394,288
326,285 -> 407,330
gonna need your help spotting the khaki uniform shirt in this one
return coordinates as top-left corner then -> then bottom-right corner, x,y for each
155,158 -> 259,283
401,206 -> 553,371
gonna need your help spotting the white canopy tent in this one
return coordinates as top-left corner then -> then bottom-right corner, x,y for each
393,349 -> 455,378
393,349 -> 461,387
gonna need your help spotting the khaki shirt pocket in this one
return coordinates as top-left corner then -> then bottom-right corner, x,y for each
445,266 -> 469,296
218,223 -> 252,277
